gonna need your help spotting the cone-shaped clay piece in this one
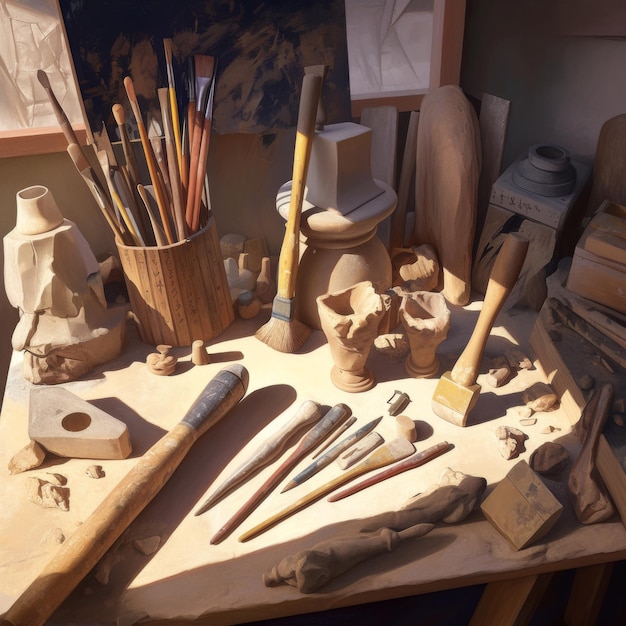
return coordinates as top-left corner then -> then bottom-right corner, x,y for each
28,387 -> 132,459
317,281 -> 391,392
399,291 -> 450,378
15,185 -> 64,235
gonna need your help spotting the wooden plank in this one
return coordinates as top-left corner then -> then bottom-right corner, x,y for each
475,93 -> 510,255
563,563 -> 614,626
389,111 -> 419,251
468,574 -> 553,626
360,105 -> 398,249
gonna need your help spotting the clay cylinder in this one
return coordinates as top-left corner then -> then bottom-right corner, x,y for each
117,221 -> 234,347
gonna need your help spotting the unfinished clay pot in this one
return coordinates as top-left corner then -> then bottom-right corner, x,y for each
399,291 -> 450,378
317,281 -> 391,392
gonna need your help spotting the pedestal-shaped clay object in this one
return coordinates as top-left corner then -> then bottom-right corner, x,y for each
3,185 -> 126,384
399,291 -> 450,378
317,281 -> 391,392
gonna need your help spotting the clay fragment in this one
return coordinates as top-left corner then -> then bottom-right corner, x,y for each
46,472 -> 68,486
523,382 -> 559,412
94,551 -> 122,585
495,426 -> 527,460
40,527 -> 65,547
540,425 -> 561,434
373,333 -> 409,359
8,440 -> 46,474
520,417 -> 537,427
530,442 -> 570,475
132,536 -> 161,555
85,464 -> 105,479
486,355 -> 512,388
506,405 -> 533,420
26,477 -> 70,511
397,244 -> 440,291
191,339 -> 210,365
147,344 -> 177,376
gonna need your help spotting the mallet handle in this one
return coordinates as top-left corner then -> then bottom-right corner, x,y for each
451,233 -> 529,388
1,365 -> 248,626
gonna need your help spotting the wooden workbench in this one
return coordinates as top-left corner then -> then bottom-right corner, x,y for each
1,301 -> 625,625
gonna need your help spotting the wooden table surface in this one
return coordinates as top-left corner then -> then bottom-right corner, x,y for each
1,301 -> 625,625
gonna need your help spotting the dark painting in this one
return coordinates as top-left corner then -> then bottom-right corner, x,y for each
58,0 -> 352,140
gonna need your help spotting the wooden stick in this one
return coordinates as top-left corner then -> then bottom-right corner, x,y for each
210,403 -> 351,544
137,184 -> 168,247
112,103 -> 142,189
1,365 -> 249,626
238,438 -> 415,542
327,441 -> 452,502
37,69 -> 80,147
158,87 -> 187,240
123,75 -> 175,244
194,400 -> 323,515
312,415 -> 357,459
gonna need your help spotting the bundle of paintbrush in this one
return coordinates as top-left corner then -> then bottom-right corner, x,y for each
40,38 -> 217,248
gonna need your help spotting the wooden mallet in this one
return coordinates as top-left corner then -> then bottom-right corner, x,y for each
1,364 -> 249,626
431,233 -> 529,426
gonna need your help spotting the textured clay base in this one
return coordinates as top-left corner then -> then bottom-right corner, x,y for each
330,365 -> 375,393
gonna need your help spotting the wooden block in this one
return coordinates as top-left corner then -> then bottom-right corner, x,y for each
480,460 -> 563,550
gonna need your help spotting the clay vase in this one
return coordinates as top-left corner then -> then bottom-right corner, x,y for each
399,291 -> 451,378
317,281 -> 391,392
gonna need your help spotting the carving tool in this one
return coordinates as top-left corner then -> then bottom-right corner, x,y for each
255,72 -> 322,353
136,183 -> 168,247
185,55 -> 215,232
210,402 -> 351,544
336,432 -> 383,470
36,69 -> 80,147
163,38 -> 183,182
281,415 -> 382,492
238,438 -> 415,542
328,441 -> 452,502
194,400 -> 324,515
158,87 -> 187,240
312,414 -> 356,459
123,75 -> 175,244
1,365 -> 248,626
66,143 -> 130,245
431,233 -> 529,426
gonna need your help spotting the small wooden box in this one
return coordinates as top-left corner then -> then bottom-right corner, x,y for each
481,460 -> 563,551
566,201 -> 626,314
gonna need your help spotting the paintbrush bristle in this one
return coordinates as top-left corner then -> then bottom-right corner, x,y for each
255,316 -> 311,354
36,69 -> 50,88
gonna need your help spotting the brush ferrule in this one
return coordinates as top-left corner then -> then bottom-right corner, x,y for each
271,296 -> 295,322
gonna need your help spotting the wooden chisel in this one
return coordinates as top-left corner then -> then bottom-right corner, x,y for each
238,438 -> 415,543
194,400 -> 323,515
210,403 -> 352,544
281,416 -> 383,492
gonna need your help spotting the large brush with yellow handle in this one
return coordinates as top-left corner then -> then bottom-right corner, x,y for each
256,72 -> 323,353
431,233 -> 529,427
0,365 -> 249,626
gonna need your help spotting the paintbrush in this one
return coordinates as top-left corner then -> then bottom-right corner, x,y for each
238,438 -> 415,543
66,143 -> 130,245
158,88 -> 187,241
185,55 -> 215,233
97,150 -> 144,246
112,103 -> 142,190
163,38 -> 183,182
281,416 -> 383,492
37,69 -> 80,147
431,233 -> 529,426
188,67 -> 217,232
255,72 -> 322,353
123,75 -> 175,244
210,403 -> 351,544
194,400 -> 323,515
327,441 -> 452,502
312,415 -> 356,459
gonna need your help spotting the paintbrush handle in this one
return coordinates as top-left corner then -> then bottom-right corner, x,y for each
327,441 -> 452,502
136,184 -> 168,247
210,403 -> 350,544
124,76 -> 175,244
112,103 -> 142,188
276,73 -> 322,300
451,233 -> 529,387
37,70 -> 80,147
238,438 -> 415,542
195,400 -> 323,514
